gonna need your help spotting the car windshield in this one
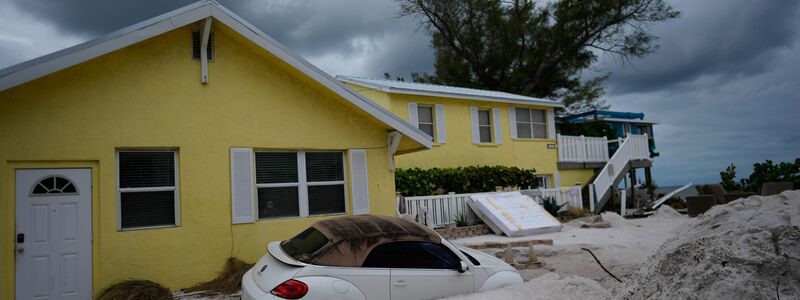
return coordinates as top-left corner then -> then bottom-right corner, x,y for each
281,227 -> 329,262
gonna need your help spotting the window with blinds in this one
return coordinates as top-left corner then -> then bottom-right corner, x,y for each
255,151 -> 345,219
416,105 -> 435,138
515,108 -> 547,139
478,109 -> 493,143
118,151 -> 178,229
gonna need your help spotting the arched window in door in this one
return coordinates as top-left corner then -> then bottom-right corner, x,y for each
30,175 -> 78,195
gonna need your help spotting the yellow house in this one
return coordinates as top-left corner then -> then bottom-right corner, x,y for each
338,76 -> 573,189
0,1 -> 432,299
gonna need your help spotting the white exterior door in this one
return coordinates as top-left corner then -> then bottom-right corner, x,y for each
15,169 -> 92,300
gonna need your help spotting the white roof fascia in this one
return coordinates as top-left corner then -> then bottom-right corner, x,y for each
0,1 -> 432,149
599,118 -> 659,125
338,77 -> 564,108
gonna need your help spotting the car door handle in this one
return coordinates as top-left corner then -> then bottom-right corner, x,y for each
393,280 -> 407,287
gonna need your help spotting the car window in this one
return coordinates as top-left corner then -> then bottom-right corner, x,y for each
362,241 -> 461,269
281,228 -> 329,261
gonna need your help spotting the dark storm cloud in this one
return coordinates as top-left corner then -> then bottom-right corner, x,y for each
603,0 -> 800,94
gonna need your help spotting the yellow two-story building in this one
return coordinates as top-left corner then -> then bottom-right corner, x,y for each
338,76 -> 574,189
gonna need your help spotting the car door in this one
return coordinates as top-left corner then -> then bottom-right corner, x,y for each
363,241 -> 474,300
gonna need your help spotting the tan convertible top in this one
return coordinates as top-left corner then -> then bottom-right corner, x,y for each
287,215 -> 441,267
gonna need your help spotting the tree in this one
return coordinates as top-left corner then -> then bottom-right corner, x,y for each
740,159 -> 799,194
719,164 -> 742,192
397,0 -> 679,112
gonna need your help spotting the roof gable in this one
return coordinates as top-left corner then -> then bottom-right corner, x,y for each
338,76 -> 564,108
0,0 -> 431,149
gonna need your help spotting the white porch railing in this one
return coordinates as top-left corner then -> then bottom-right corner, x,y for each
402,187 -> 583,228
557,134 -> 609,162
589,134 -> 650,211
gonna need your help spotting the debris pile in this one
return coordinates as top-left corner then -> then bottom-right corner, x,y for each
617,191 -> 800,299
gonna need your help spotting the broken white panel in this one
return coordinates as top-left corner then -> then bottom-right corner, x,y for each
469,192 -> 562,237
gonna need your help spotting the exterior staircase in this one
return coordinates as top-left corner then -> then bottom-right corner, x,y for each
587,134 -> 651,213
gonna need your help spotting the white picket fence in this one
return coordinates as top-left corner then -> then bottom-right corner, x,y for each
557,134 -> 609,163
401,187 -> 583,228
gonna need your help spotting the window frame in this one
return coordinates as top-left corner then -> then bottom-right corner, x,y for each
535,175 -> 550,189
477,108 -> 493,144
416,104 -> 436,140
116,149 -> 180,231
254,151 -> 348,220
515,108 -> 548,139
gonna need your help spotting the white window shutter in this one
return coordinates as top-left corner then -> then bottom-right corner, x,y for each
547,109 -> 556,139
492,108 -> 503,144
408,102 -> 418,126
230,148 -> 255,224
434,104 -> 447,144
349,149 -> 370,215
470,106 -> 480,144
508,107 -> 518,139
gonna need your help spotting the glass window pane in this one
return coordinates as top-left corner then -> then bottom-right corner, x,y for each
119,152 -> 175,188
362,241 -> 459,269
417,106 -> 434,123
533,124 -> 547,138
258,186 -> 299,219
479,126 -> 492,143
515,108 -> 531,122
531,109 -> 546,123
478,110 -> 491,125
281,228 -> 329,261
308,185 -> 345,215
517,123 -> 532,138
120,191 -> 175,228
305,152 -> 344,182
255,152 -> 298,184
419,124 -> 435,137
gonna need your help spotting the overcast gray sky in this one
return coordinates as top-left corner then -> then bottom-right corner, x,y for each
1,0 -> 798,186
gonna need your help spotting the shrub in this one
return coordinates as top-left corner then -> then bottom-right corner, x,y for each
720,158 -> 799,194
541,196 -> 568,217
453,213 -> 470,227
395,165 -> 538,196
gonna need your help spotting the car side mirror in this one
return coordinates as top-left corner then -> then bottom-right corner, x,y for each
458,261 -> 468,273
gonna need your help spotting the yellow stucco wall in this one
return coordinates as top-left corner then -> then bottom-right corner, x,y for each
345,84 -> 561,186
0,23 -> 401,297
558,168 -> 597,188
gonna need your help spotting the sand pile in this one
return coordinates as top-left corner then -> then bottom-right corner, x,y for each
652,204 -> 681,219
440,272 -> 610,300
617,190 -> 800,299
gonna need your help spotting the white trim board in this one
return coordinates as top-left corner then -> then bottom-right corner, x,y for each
0,0 -> 432,150
338,76 -> 565,108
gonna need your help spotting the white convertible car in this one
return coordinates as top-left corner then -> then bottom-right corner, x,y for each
242,215 -> 523,300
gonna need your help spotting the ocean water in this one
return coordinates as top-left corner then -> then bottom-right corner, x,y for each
654,185 -> 700,198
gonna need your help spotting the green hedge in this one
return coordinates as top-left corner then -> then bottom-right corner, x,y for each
395,166 -> 539,196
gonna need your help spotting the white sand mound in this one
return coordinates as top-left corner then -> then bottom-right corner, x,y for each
652,204 -> 681,218
616,190 -> 800,299
439,272 -> 610,300
600,212 -> 627,227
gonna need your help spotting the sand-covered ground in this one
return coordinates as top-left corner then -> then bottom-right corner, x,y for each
443,190 -> 800,300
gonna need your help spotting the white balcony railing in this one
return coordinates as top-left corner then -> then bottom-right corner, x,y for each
557,134 -> 609,163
